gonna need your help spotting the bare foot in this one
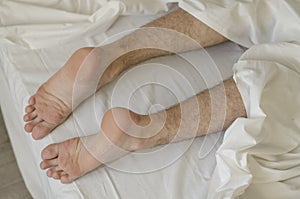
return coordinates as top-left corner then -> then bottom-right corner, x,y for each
23,47 -> 95,140
40,137 -> 101,184
40,108 -> 145,183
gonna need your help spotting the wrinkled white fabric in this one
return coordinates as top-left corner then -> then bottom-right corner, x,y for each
179,0 -> 300,47
0,3 -> 245,197
0,0 -> 175,49
208,42 -> 300,198
0,37 -> 244,199
2,0 -> 300,49
1,0 -> 300,198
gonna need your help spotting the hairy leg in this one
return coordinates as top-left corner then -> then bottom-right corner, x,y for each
139,77 -> 246,148
24,8 -> 227,140
40,77 -> 246,183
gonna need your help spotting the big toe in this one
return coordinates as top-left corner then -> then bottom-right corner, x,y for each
42,143 -> 59,160
32,121 -> 56,140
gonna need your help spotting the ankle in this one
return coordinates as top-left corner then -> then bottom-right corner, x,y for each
101,108 -> 146,152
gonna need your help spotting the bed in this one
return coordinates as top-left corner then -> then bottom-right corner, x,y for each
1,1 -> 300,199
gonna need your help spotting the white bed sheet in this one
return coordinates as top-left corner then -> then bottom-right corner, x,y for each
179,0 -> 300,48
209,42 -> 300,199
3,1 -> 299,198
0,13 -> 245,199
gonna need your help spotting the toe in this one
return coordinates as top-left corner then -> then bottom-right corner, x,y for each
46,168 -> 64,179
25,105 -> 35,114
52,171 -> 63,180
28,96 -> 35,105
42,143 -> 59,160
24,117 -> 43,132
23,110 -> 37,122
32,121 -> 55,140
40,158 -> 58,170
60,174 -> 73,184
46,168 -> 53,177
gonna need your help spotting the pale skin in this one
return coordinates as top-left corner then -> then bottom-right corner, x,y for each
23,9 -> 246,183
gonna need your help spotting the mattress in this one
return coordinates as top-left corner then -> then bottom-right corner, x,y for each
0,13 -> 245,199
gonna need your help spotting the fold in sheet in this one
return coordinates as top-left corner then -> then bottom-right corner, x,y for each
179,0 -> 300,48
2,0 -> 300,49
208,42 -> 300,198
0,0 -> 175,49
0,4 -> 245,197
1,0 -> 300,198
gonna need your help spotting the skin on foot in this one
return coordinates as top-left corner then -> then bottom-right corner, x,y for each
40,108 -> 145,183
23,47 -> 95,140
40,137 -> 101,184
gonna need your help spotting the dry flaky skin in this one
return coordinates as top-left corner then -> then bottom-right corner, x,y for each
34,8 -> 246,184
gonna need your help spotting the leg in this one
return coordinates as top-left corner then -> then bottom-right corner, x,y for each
40,77 -> 246,183
23,8 -> 227,140
140,77 -> 246,148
